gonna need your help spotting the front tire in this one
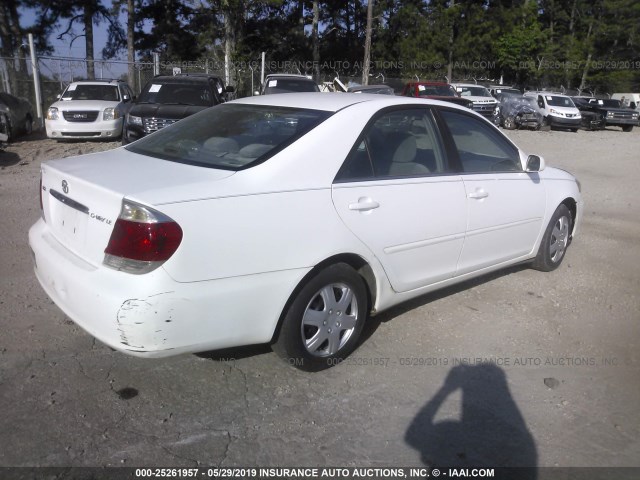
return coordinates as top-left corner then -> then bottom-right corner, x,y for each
273,263 -> 368,371
504,116 -> 516,130
622,125 -> 633,132
532,204 -> 573,272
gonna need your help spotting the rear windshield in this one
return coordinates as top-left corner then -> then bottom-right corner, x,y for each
264,78 -> 320,94
125,104 -> 332,170
62,84 -> 120,101
138,82 -> 215,106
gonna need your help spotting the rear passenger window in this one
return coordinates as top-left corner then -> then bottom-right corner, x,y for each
336,109 -> 448,182
440,110 -> 522,173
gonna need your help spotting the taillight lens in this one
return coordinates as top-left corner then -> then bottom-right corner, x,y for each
103,200 -> 182,274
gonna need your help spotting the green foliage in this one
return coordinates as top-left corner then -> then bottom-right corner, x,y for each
8,0 -> 640,90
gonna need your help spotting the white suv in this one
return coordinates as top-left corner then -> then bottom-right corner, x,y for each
45,80 -> 134,140
451,83 -> 499,118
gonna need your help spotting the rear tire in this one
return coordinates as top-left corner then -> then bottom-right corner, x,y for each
273,263 -> 368,371
532,204 -> 573,272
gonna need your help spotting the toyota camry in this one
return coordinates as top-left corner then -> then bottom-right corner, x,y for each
29,93 -> 582,370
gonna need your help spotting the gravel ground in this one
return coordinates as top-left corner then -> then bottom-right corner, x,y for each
0,127 -> 638,470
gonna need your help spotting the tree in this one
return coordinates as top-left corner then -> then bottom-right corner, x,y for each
34,0 -> 122,79
0,0 -> 30,96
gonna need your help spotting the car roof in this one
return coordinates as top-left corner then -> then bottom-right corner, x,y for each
348,85 -> 392,91
147,75 -> 222,85
69,79 -> 124,85
409,81 -> 450,86
452,83 -> 487,88
265,74 -> 313,79
525,91 -> 569,97
231,92 -> 468,112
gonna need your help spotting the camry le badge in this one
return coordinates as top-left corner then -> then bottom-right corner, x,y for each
62,180 -> 69,194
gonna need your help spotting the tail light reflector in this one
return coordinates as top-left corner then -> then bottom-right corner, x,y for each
104,200 -> 182,274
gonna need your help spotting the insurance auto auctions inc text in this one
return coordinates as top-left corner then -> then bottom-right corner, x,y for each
255,468 -> 494,478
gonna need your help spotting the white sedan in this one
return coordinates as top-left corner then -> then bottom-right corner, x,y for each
29,93 -> 582,370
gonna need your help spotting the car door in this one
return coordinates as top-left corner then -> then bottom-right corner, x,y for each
332,107 -> 467,293
438,109 -> 546,275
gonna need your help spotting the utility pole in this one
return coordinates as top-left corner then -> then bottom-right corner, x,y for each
362,0 -> 374,85
28,33 -> 43,126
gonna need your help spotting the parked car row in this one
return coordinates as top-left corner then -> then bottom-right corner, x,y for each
492,90 -> 639,132
40,75 -> 234,144
4,75 -> 638,146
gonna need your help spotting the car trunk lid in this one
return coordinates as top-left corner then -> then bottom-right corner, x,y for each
41,147 -> 235,267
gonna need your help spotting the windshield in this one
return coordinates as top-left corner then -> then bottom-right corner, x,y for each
264,78 -> 320,94
458,86 -> 491,97
138,83 -> 214,106
417,84 -> 456,97
598,99 -> 622,108
126,104 -> 332,170
546,96 -> 576,108
493,88 -> 520,95
62,84 -> 120,101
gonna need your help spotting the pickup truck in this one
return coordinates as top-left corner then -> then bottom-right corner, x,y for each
572,97 -> 638,132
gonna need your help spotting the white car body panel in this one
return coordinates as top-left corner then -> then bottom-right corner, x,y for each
29,93 -> 583,357
332,176 -> 467,292
457,172 -> 546,274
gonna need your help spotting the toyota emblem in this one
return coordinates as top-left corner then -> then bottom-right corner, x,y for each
62,180 -> 69,194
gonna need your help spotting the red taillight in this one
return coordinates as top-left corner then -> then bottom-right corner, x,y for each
103,200 -> 182,274
104,218 -> 183,262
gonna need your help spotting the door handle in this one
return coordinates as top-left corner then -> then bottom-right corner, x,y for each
468,189 -> 489,199
349,198 -> 380,212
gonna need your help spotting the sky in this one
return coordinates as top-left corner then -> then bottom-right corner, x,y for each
18,2 -> 134,84
19,5 -> 115,61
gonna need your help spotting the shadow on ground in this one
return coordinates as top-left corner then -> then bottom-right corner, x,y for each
0,149 -> 21,167
405,364 -> 537,478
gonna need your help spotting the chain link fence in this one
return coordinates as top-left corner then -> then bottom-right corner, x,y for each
2,53 -> 417,127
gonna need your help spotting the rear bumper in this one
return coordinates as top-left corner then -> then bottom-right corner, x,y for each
46,118 -> 123,139
29,219 -> 308,357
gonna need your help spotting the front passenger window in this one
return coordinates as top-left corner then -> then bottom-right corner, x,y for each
440,110 -> 522,173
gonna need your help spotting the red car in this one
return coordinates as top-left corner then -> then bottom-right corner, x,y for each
401,82 -> 473,109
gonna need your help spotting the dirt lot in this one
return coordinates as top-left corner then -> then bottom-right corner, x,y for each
0,127 -> 639,471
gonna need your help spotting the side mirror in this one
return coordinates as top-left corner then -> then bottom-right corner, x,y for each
225,86 -> 235,93
56,94 -> 61,100
123,94 -> 130,102
526,154 -> 545,172
537,101 -> 544,108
